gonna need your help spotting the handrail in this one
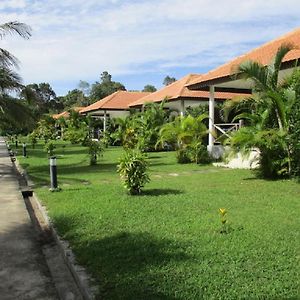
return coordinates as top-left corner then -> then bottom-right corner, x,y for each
213,123 -> 241,142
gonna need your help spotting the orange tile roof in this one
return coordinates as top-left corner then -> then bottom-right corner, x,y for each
188,27 -> 300,89
52,107 -> 84,119
80,91 -> 151,113
130,74 -> 242,107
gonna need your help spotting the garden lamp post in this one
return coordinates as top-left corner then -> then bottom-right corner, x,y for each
22,143 -> 27,157
49,156 -> 58,191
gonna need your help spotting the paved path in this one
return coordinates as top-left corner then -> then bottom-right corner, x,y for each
0,137 -> 58,300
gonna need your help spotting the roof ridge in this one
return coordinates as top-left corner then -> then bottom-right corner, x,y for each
204,27 -> 300,78
177,74 -> 193,97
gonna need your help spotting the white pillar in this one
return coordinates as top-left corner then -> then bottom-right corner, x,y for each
208,85 -> 215,150
180,100 -> 185,117
103,110 -> 107,132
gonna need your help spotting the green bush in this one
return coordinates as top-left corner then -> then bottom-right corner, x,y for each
189,143 -> 212,164
176,148 -> 191,164
64,125 -> 89,145
87,139 -> 103,165
117,149 -> 150,195
28,131 -> 38,149
44,141 -> 55,157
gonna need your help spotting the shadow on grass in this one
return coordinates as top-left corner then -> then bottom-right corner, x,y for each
53,214 -> 189,299
149,161 -> 172,167
59,162 -> 118,175
141,188 -> 184,196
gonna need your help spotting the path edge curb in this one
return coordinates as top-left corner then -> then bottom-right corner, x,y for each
13,157 -> 98,300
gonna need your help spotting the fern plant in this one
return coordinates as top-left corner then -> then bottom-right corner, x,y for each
117,149 -> 150,195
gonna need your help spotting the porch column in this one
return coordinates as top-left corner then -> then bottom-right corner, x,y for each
208,85 -> 215,150
180,100 -> 185,117
103,110 -> 107,132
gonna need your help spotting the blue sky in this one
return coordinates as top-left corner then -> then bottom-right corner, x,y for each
0,0 -> 299,95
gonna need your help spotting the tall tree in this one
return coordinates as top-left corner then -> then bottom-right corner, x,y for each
21,83 -> 62,116
0,21 -> 33,132
163,75 -> 176,86
90,71 -> 126,101
58,89 -> 89,108
226,44 -> 299,178
78,80 -> 90,96
142,85 -> 157,92
0,21 -> 31,68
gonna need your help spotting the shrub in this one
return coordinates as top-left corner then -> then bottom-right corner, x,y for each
87,139 -> 103,165
28,131 -> 38,149
64,125 -> 89,145
189,143 -> 212,164
122,128 -> 139,149
176,148 -> 191,164
117,149 -> 150,195
44,141 -> 55,157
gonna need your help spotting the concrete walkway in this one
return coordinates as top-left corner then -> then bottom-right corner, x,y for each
0,137 -> 58,300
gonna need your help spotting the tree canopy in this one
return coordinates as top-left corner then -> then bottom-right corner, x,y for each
163,75 -> 176,86
142,84 -> 157,92
0,21 -> 33,133
90,71 -> 126,101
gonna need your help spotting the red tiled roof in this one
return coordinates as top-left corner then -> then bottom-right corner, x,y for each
52,107 -> 84,119
188,27 -> 300,89
80,91 -> 151,113
130,74 -> 242,107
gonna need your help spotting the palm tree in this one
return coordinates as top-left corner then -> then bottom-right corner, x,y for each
0,21 -> 32,131
157,114 -> 208,163
0,21 -> 31,68
225,44 -> 299,177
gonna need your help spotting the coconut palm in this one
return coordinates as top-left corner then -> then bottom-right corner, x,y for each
0,21 -> 32,132
225,44 -> 300,177
0,21 -> 31,68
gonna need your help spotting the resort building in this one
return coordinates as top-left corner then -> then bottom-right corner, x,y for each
52,107 -> 85,119
79,90 -> 151,131
129,74 -> 241,115
187,27 -> 300,153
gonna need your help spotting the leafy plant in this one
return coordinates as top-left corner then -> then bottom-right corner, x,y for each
28,131 -> 38,149
44,141 -> 55,157
117,149 -> 150,195
176,148 -> 191,164
157,114 -> 209,163
88,139 -> 103,165
36,116 -> 56,143
64,110 -> 89,145
219,208 -> 231,234
189,142 -> 212,164
225,44 -> 300,178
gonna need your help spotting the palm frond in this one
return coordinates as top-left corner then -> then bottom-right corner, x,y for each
0,67 -> 23,93
0,48 -> 20,68
0,21 -> 32,40
269,43 -> 295,89
238,60 -> 269,92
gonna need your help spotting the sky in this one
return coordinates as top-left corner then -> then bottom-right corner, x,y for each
0,0 -> 299,96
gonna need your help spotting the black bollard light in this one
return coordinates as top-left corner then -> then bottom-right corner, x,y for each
15,140 -> 18,148
22,143 -> 27,157
49,156 -> 58,191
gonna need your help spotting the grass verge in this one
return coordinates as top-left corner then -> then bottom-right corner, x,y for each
18,141 -> 300,299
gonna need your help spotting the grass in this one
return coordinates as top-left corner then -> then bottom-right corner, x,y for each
17,140 -> 300,299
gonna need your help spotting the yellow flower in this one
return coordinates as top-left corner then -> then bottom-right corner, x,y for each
219,208 -> 227,216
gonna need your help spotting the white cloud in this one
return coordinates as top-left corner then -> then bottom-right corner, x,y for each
0,0 -> 26,9
0,0 -> 299,93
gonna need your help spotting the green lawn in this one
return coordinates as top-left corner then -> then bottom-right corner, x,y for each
18,141 -> 300,300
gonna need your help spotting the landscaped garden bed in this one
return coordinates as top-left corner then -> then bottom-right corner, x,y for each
18,141 -> 300,299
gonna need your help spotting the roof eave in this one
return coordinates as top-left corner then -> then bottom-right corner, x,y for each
187,58 -> 300,92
